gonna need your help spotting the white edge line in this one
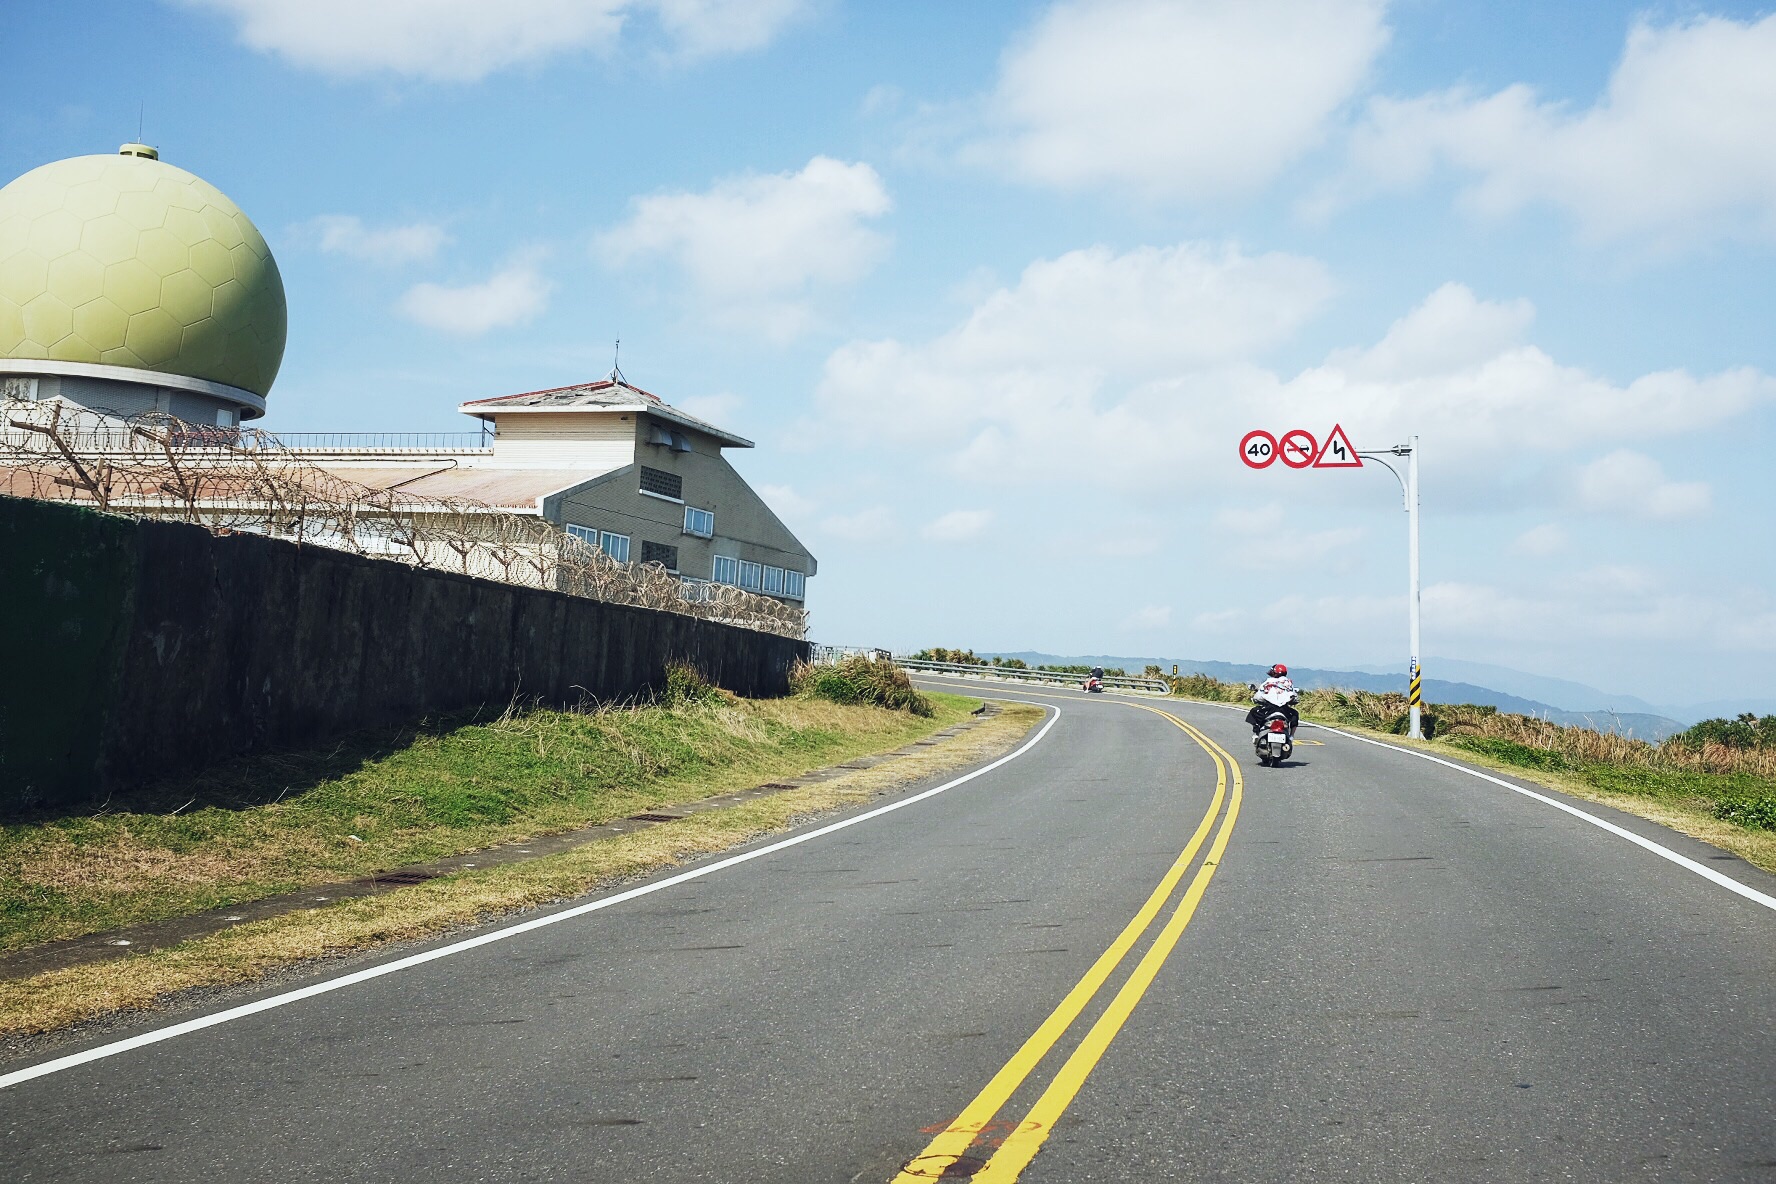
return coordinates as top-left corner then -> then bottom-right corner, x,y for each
0,704 -> 1064,1091
1179,697 -> 1776,914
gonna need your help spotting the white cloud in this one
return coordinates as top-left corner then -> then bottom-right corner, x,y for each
1124,604 -> 1173,630
817,262 -> 1773,505
819,506 -> 896,543
674,391 -> 742,426
303,215 -> 449,265
598,156 -> 892,341
398,262 -> 552,335
646,0 -> 809,61
756,482 -> 815,525
1513,523 -> 1568,557
922,509 -> 994,543
1575,450 -> 1712,521
1330,13 -> 1776,245
182,0 -> 807,82
965,0 -> 1389,198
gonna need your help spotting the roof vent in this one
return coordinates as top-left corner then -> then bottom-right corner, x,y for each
118,142 -> 159,160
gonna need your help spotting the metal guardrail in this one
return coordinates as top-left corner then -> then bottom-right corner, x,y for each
893,658 -> 1171,695
276,432 -> 490,452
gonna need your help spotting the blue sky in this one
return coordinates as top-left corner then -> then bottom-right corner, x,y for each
8,1 -> 1776,707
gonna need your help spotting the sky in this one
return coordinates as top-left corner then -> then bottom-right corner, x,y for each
7,0 -> 1776,708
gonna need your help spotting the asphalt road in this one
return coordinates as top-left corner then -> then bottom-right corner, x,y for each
4,681 -> 1774,1182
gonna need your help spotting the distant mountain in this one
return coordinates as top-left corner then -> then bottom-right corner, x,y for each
1351,657 -> 1677,720
982,651 -> 1690,741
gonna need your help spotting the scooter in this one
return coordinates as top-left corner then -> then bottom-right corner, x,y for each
1249,685 -> 1298,766
1081,676 -> 1104,693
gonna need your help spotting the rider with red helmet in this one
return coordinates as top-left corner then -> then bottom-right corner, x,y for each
1247,663 -> 1300,732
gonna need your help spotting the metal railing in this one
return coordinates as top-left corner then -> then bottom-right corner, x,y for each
810,644 -> 894,664
276,432 -> 490,452
893,658 -> 1171,695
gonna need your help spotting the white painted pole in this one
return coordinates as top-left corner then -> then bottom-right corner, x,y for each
1407,434 -> 1423,739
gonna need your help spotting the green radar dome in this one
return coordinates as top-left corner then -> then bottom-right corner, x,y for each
0,144 -> 286,407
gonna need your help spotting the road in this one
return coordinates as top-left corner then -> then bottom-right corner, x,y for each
4,680 -> 1774,1182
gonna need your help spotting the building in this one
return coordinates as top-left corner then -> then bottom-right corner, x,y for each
0,143 -> 285,426
0,144 -> 813,610
289,376 -> 816,605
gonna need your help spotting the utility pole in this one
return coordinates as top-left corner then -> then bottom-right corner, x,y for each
1407,435 -> 1422,740
1360,437 -> 1424,739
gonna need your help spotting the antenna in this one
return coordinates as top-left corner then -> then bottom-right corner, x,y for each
609,338 -> 627,385
137,102 -> 144,143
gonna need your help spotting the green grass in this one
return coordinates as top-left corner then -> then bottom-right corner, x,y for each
1444,734 -> 1776,830
0,692 -> 977,954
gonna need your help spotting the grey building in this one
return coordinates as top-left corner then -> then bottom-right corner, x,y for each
297,376 -> 815,605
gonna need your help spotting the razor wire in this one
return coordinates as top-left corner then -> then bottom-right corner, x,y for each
0,400 -> 807,640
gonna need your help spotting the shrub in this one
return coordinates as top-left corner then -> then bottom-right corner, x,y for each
1713,795 -> 1776,830
1672,713 -> 1776,751
661,661 -> 722,707
793,656 -> 933,716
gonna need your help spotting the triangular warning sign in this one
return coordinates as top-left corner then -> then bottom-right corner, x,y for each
1313,424 -> 1362,468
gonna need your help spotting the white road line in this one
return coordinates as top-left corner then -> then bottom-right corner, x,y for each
1183,699 -> 1776,915
0,705 -> 1063,1091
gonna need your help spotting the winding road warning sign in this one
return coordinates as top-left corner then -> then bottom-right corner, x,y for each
1313,424 -> 1362,468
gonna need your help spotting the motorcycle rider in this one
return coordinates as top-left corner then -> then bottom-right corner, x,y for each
1247,663 -> 1300,734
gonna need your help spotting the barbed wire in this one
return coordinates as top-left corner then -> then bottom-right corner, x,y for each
0,400 -> 808,639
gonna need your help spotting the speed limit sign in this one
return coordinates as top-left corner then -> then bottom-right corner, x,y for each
1239,429 -> 1278,469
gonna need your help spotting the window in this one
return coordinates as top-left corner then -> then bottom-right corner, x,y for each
565,523 -> 598,552
683,506 -> 714,537
737,560 -> 762,590
762,565 -> 785,594
641,541 -> 679,570
639,466 -> 683,500
600,532 -> 630,563
712,555 -> 739,585
784,570 -> 806,600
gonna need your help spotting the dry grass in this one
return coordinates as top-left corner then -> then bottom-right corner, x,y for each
0,704 -> 1044,1038
1,693 -> 976,953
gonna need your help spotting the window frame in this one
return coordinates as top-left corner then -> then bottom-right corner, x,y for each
737,560 -> 762,591
712,555 -> 739,585
683,505 -> 715,538
599,531 -> 630,563
783,570 -> 806,600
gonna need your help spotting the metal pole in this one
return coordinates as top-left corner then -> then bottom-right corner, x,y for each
1407,435 -> 1423,739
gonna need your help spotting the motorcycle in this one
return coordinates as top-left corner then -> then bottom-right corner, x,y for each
1081,667 -> 1106,694
1249,684 -> 1298,766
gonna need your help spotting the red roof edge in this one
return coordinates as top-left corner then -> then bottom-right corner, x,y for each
460,378 -> 662,407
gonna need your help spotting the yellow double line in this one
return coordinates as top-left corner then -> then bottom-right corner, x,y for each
893,706 -> 1244,1182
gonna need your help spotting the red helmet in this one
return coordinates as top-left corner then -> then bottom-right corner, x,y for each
1269,663 -> 1288,677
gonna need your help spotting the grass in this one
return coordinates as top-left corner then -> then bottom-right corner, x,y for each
0,691 -> 979,956
1164,674 -> 1776,874
0,702 -> 1045,1038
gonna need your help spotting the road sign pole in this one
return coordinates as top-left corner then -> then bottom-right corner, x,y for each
1407,435 -> 1423,740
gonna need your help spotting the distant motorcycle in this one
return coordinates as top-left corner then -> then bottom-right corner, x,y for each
1249,684 -> 1298,766
1082,667 -> 1106,694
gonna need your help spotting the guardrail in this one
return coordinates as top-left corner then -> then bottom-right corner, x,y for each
893,658 -> 1171,695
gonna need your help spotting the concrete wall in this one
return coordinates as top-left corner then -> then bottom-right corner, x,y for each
1,495 -> 808,811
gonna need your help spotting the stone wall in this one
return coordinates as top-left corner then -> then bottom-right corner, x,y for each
1,495 -> 808,810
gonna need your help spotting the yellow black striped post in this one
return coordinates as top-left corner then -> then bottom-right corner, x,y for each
1408,671 -> 1423,707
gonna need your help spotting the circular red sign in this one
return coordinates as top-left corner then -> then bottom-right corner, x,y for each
1239,429 -> 1278,469
1279,429 -> 1318,469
